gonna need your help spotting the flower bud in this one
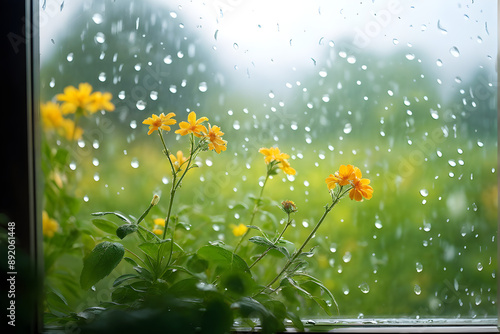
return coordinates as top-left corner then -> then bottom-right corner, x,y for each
151,194 -> 160,206
281,200 -> 297,214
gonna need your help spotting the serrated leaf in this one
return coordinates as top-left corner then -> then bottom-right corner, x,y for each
116,224 -> 138,239
80,241 -> 124,290
92,218 -> 119,235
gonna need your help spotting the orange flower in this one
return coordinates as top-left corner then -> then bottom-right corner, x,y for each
175,111 -> 208,137
143,112 -> 176,135
349,176 -> 373,201
42,211 -> 59,238
325,164 -> 356,190
204,124 -> 227,154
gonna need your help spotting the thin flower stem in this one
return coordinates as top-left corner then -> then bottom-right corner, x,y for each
249,213 -> 292,269
256,186 -> 351,295
233,170 -> 271,255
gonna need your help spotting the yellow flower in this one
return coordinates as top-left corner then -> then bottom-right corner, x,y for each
325,164 -> 356,190
259,147 -> 295,175
58,118 -> 84,140
56,83 -> 114,115
349,168 -> 373,201
278,159 -> 296,175
42,211 -> 59,238
90,91 -> 115,112
175,111 -> 208,137
230,223 -> 248,237
56,83 -> 95,115
40,102 -> 64,130
203,124 -> 227,154
153,218 -> 165,235
170,150 -> 188,171
259,147 -> 289,164
142,112 -> 177,135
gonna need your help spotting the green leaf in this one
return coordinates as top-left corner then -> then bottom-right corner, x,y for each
80,241 -> 125,290
112,274 -> 141,287
186,254 -> 209,273
116,224 -> 138,239
197,245 -> 251,275
312,296 -> 333,316
248,236 -> 274,248
286,311 -> 304,332
123,257 -> 139,267
91,211 -> 132,224
133,266 -> 154,281
92,218 -> 119,235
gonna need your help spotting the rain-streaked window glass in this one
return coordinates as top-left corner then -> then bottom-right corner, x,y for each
40,0 -> 497,331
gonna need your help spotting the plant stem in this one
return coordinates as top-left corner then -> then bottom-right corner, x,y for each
233,171 -> 270,255
257,186 -> 351,295
249,213 -> 292,269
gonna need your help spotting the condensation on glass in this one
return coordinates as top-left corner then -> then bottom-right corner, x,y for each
39,0 -> 497,324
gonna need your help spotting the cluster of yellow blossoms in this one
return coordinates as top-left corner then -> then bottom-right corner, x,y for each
258,147 -> 296,175
143,111 -> 227,154
41,83 -> 115,140
325,164 -> 373,201
42,211 -> 59,238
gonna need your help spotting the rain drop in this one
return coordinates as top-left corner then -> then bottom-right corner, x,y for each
136,100 -> 146,110
414,284 -> 422,295
419,189 -> 428,197
416,262 -> 423,272
342,252 -> 352,263
131,158 -> 139,169
343,123 -> 352,134
94,32 -> 105,44
92,13 -> 103,24
358,282 -> 370,294
198,82 -> 208,92
449,46 -> 460,57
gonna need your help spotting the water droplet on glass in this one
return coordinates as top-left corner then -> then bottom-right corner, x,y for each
419,189 -> 428,197
67,53 -> 74,62
92,158 -> 99,166
449,46 -> 460,57
136,100 -> 146,110
163,55 -> 172,64
430,108 -> 439,119
130,120 -> 137,129
93,173 -> 100,181
393,38 -> 399,45
131,158 -> 139,169
233,43 -> 239,50
319,70 -> 327,78
477,262 -> 483,271
169,85 -> 177,94
347,55 -> 356,64
448,160 -> 456,167
436,59 -> 443,67
92,140 -> 100,149
343,123 -> 352,134
198,82 -> 208,92
477,141 -> 484,147
358,282 -> 370,294
232,121 -> 240,130
69,161 -> 76,170
150,91 -> 158,100
95,32 -> 105,44
98,72 -> 106,82
414,284 -> 422,295
342,252 -> 352,263
92,13 -> 103,24
416,262 -> 423,272
406,53 -> 415,60
375,220 -> 383,229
